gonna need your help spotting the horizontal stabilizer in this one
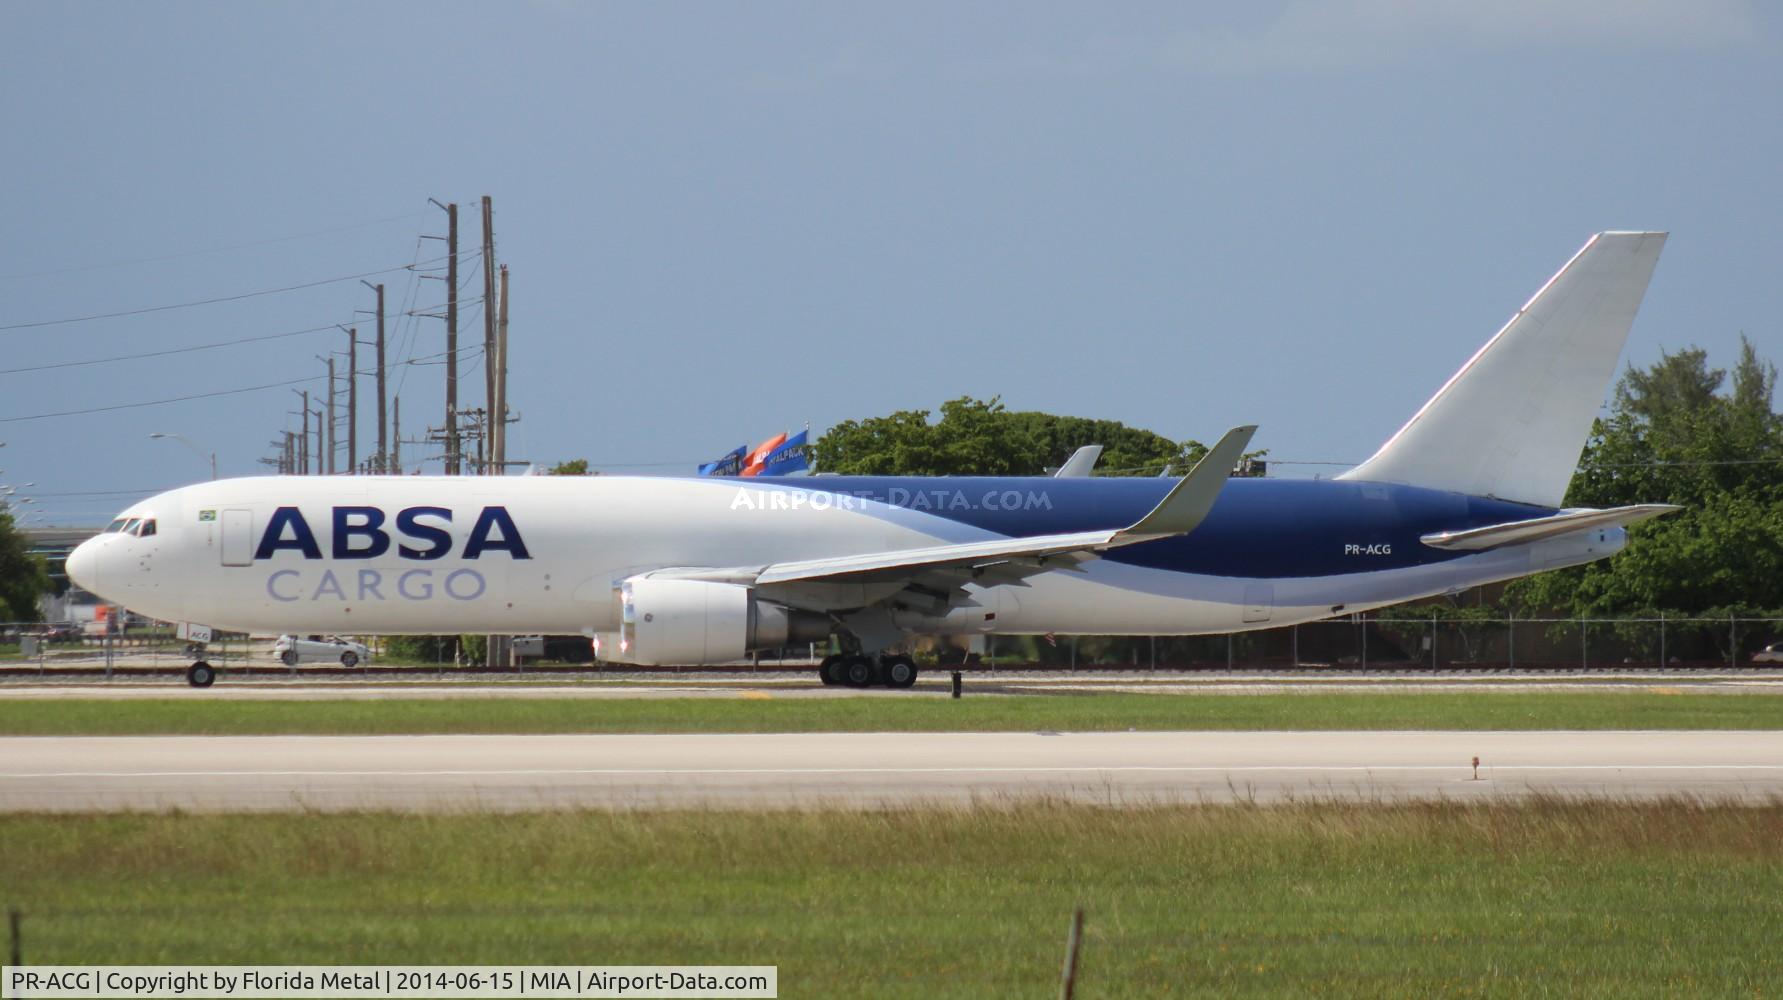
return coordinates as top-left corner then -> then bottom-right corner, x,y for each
1420,504 -> 1681,552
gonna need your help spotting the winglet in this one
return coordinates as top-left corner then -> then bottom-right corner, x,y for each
1053,445 -> 1104,478
1119,425 -> 1256,540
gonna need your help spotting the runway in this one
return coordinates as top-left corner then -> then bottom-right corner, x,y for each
2,730 -> 1780,811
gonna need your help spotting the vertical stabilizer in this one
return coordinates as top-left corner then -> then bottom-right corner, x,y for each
1054,445 -> 1104,478
1340,232 -> 1666,507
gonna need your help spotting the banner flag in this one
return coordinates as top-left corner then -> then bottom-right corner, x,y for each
739,431 -> 788,477
757,428 -> 809,476
698,445 -> 747,477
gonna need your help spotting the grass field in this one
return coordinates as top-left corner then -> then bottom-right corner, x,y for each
1,800 -> 1777,996
0,690 -> 1779,736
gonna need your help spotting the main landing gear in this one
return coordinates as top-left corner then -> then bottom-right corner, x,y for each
818,653 -> 919,689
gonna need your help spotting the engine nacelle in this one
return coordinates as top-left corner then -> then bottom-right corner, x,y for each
618,576 -> 829,665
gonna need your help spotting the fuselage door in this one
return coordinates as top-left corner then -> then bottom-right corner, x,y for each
220,509 -> 254,567
1242,582 -> 1273,624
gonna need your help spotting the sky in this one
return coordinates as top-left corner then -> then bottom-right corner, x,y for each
2,1 -> 1780,525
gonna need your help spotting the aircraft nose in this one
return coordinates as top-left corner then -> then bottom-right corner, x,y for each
66,537 -> 100,593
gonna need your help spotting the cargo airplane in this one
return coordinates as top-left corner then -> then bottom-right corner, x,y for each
69,232 -> 1677,688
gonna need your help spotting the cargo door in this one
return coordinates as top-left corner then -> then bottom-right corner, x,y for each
220,509 -> 255,567
1242,582 -> 1274,624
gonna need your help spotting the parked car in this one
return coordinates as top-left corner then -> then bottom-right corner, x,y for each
1753,642 -> 1783,664
271,635 -> 371,667
36,623 -> 82,644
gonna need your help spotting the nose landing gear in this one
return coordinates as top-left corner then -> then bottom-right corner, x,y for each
186,661 -> 216,688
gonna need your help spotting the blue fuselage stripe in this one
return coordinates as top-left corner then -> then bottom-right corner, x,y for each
746,476 -> 1555,578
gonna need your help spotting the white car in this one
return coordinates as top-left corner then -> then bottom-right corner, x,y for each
1753,642 -> 1783,665
272,635 -> 371,668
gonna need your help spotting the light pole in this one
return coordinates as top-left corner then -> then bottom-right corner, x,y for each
148,433 -> 217,480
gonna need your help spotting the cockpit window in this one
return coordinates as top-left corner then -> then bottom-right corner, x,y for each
136,519 -> 157,538
121,518 -> 141,536
104,519 -> 129,533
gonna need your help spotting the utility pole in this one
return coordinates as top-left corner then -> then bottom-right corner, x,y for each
431,199 -> 462,475
471,409 -> 487,474
494,263 -> 509,474
297,390 -> 309,475
392,396 -> 402,474
283,431 -> 295,475
313,407 -> 324,475
324,356 -> 336,474
345,327 -> 358,473
481,195 -> 497,470
362,281 -> 387,472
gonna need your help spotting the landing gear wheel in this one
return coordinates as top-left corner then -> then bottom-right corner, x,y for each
882,654 -> 918,689
818,654 -> 843,686
341,651 -> 360,668
842,654 -> 876,688
187,661 -> 216,688
280,649 -> 298,667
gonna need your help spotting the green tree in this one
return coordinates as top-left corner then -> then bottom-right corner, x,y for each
1004,411 -> 1207,476
548,459 -> 591,476
1508,337 -> 1783,616
0,508 -> 49,622
813,395 -> 1218,477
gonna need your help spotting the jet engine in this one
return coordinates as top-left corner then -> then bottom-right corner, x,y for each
619,576 -> 829,665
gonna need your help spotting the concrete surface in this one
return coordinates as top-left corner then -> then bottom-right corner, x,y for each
2,730 -> 1779,811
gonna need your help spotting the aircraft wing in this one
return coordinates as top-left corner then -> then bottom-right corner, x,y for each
752,426 -> 1257,587
1419,503 -> 1680,552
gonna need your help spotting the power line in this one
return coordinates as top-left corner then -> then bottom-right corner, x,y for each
389,229 -> 432,398
0,321 -> 347,375
0,375 -> 324,424
1582,457 -> 1783,469
0,211 -> 424,280
0,254 -> 456,332
1099,456 -> 1783,477
21,488 -> 167,498
0,293 -> 486,377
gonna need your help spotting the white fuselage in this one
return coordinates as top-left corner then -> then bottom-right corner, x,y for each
67,474 -> 1623,644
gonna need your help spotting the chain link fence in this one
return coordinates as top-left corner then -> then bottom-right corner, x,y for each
4,616 -> 1781,677
986,616 -> 1783,671
0,621 -> 259,678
